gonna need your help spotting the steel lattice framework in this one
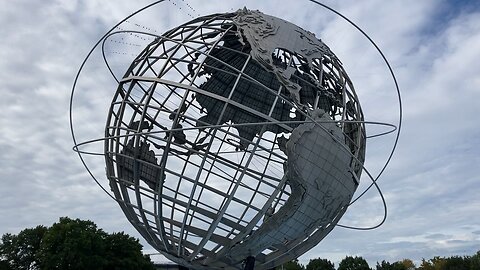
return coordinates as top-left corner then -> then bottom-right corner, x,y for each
103,11 -> 365,269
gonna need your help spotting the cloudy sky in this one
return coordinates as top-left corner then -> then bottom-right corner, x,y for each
1,0 -> 479,267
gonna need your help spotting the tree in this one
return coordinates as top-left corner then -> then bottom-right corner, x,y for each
36,217 -> 107,270
376,260 -> 394,270
443,255 -> 470,270
0,234 -> 16,268
306,258 -> 334,270
0,260 -> 13,270
279,259 -> 304,270
417,258 -> 434,270
471,251 -> 480,270
399,259 -> 415,270
1,217 -> 154,270
0,225 -> 47,270
376,260 -> 409,270
338,256 -> 370,270
430,256 -> 446,270
104,232 -> 155,270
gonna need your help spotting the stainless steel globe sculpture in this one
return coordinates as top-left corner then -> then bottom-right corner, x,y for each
104,9 -> 364,269
71,4 -> 401,270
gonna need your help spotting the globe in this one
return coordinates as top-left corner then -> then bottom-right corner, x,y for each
103,8 -> 365,270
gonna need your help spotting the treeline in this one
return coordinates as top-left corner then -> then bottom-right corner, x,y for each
0,217 -> 155,270
1,218 -> 479,270
280,251 -> 480,270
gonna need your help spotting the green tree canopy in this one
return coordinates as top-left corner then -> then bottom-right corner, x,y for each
471,251 -> 480,270
306,258 -> 334,270
0,225 -> 47,270
417,255 -> 474,270
376,260 -> 409,270
0,217 -> 154,270
0,261 -> 12,270
376,260 -> 394,270
36,217 -> 107,270
417,258 -> 434,270
104,232 -> 155,270
430,256 -> 447,270
399,259 -> 415,270
338,256 -> 370,270
443,255 -> 470,270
